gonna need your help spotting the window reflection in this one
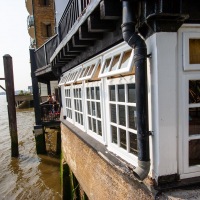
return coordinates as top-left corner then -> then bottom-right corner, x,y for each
128,84 -> 136,103
111,126 -> 117,144
119,105 -> 126,126
189,139 -> 200,166
109,85 -> 115,101
118,85 -> 125,102
189,80 -> 200,104
110,104 -> 116,123
120,129 -> 126,150
129,132 -> 138,156
189,108 -> 200,135
128,106 -> 137,130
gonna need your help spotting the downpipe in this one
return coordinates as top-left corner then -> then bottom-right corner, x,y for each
121,0 -> 150,181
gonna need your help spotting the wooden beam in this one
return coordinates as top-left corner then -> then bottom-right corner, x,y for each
0,85 -> 6,91
79,22 -> 103,40
0,78 -> 5,80
100,0 -> 121,20
72,33 -> 93,47
87,6 -> 115,32
3,54 -> 19,157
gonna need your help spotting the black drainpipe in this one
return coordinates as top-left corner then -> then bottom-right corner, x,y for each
121,0 -> 150,181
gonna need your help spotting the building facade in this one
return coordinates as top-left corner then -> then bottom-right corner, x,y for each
29,0 -> 200,199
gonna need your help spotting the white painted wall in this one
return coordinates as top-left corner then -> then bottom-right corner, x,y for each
146,33 -> 178,180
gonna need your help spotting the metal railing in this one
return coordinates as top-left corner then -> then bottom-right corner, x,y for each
58,0 -> 91,40
35,34 -> 59,69
41,102 -> 60,122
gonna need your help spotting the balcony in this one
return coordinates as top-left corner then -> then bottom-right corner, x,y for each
27,15 -> 34,28
34,34 -> 59,81
58,0 -> 91,41
41,102 -> 60,126
25,0 -> 33,15
34,0 -> 122,76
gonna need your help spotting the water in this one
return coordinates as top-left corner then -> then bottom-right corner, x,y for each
0,95 -> 61,200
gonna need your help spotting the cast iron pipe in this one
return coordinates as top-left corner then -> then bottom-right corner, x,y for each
121,0 -> 150,181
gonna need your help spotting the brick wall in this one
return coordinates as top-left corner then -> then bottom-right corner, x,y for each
61,124 -> 153,200
33,0 -> 55,48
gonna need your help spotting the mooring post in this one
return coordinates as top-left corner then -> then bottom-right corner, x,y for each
3,54 -> 19,157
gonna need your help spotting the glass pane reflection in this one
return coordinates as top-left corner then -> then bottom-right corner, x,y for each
189,107 -> 200,135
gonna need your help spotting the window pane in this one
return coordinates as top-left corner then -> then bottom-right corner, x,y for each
73,89 -> 76,98
91,87 -> 95,99
98,120 -> 102,136
96,87 -> 100,100
111,54 -> 120,71
97,102 -> 101,118
189,39 -> 200,64
79,100 -> 82,112
79,88 -> 81,98
103,58 -> 111,73
80,114 -> 83,125
87,64 -> 95,76
129,132 -> 138,156
189,80 -> 200,104
118,85 -> 125,102
84,67 -> 90,77
120,128 -> 126,150
74,100 -> 77,110
119,105 -> 126,126
93,119 -> 96,133
87,101 -> 91,115
88,117 -> 92,130
128,84 -> 136,103
92,102 -> 95,116
189,139 -> 200,166
128,106 -> 137,130
87,88 -> 90,99
109,85 -> 116,101
110,104 -> 116,123
111,126 -> 117,144
189,107 -> 200,135
120,50 -> 131,69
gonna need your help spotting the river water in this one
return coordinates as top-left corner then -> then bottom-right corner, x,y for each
0,95 -> 61,199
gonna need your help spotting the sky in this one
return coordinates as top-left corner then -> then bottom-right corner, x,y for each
0,0 -> 31,92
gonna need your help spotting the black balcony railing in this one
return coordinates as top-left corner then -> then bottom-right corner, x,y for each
41,102 -> 60,122
58,0 -> 91,40
35,34 -> 59,69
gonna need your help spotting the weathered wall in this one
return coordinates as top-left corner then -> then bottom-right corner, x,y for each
61,124 -> 153,200
33,0 -> 55,48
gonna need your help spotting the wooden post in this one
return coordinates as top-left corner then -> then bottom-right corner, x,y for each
3,54 -> 19,157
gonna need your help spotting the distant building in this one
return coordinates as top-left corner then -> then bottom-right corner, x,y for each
26,0 -> 58,100
28,86 -> 32,94
26,0 -> 200,199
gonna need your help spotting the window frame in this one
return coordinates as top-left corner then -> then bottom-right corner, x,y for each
99,43 -> 134,78
85,81 -> 105,143
105,76 -> 137,166
183,32 -> 200,71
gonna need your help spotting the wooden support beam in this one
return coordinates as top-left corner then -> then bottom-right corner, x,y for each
72,33 -> 93,47
67,41 -> 85,52
79,22 -> 103,40
3,54 -> 19,157
0,85 -> 6,91
100,0 -> 121,20
87,6 -> 115,32
0,78 -> 5,80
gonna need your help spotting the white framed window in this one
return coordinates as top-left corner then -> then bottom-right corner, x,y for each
105,76 -> 138,165
99,42 -> 134,78
59,66 -> 82,86
183,32 -> 200,71
73,84 -> 84,130
85,81 -> 104,143
64,86 -> 73,123
77,58 -> 101,81
61,42 -> 138,166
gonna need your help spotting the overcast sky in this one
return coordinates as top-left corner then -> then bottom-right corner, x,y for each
0,0 -> 31,92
